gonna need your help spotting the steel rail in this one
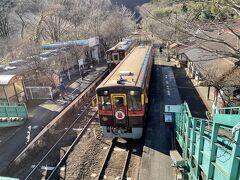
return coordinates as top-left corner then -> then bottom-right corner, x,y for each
12,69 -> 107,164
120,149 -> 132,180
47,111 -> 97,180
97,138 -> 117,180
24,96 -> 96,180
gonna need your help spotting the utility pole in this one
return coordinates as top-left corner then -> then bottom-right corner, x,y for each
237,36 -> 239,50
174,12 -> 178,42
64,52 -> 71,81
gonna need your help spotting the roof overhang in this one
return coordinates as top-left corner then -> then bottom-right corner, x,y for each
0,75 -> 22,85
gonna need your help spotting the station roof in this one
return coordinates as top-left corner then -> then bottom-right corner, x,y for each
162,67 -> 182,105
42,39 -> 89,50
0,75 -> 22,85
182,47 -> 237,76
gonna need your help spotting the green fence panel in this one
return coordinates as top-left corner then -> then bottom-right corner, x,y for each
0,103 -> 27,118
174,103 -> 240,180
0,107 -> 8,117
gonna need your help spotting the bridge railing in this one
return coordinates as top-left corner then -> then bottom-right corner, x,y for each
214,106 -> 240,115
174,102 -> 240,180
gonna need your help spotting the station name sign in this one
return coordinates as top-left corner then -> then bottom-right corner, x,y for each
164,105 -> 182,113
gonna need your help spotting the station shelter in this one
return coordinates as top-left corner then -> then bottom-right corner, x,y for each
0,74 -> 26,103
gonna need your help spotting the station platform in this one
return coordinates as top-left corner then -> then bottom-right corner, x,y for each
139,48 -> 211,180
0,66 -> 107,172
139,51 -> 175,180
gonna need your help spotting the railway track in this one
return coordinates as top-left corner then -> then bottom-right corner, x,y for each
0,69 -> 108,178
97,138 -> 132,180
23,96 -> 98,179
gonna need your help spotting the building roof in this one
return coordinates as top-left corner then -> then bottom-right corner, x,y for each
181,47 -> 237,79
222,67 -> 240,87
169,43 -> 188,50
162,67 -> 182,105
0,75 -> 22,85
42,39 -> 89,50
41,37 -> 99,50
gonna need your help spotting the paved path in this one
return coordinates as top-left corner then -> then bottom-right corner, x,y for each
139,50 -> 175,180
0,66 -> 107,173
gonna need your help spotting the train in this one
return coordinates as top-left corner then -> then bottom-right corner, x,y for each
106,38 -> 137,70
96,45 -> 154,139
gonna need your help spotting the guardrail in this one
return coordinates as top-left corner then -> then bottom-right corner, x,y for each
0,69 -> 108,175
0,103 -> 28,127
175,103 -> 240,180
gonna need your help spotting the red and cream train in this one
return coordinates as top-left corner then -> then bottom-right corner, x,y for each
96,45 -> 153,139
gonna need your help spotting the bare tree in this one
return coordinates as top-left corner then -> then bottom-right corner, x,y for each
14,0 -> 43,39
0,0 -> 14,38
100,5 -> 135,49
216,0 -> 240,16
14,41 -> 62,87
141,1 -> 240,106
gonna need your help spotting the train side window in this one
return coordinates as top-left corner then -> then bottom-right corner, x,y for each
99,96 -> 111,110
128,91 -> 141,111
107,54 -> 112,61
119,53 -> 124,60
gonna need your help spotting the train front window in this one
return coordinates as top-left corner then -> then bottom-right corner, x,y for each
114,97 -> 124,108
119,52 -> 124,60
128,91 -> 141,111
99,96 -> 111,110
113,54 -> 119,61
107,54 -> 112,61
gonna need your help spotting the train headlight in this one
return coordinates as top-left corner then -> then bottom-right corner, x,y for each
103,91 -> 109,95
129,90 -> 140,95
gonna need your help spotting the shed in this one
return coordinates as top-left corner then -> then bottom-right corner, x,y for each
0,74 -> 26,103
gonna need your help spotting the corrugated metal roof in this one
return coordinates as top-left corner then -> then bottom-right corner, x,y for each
162,67 -> 182,105
180,47 -> 236,79
42,39 -> 89,50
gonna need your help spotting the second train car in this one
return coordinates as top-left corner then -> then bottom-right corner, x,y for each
106,38 -> 136,70
96,45 -> 153,139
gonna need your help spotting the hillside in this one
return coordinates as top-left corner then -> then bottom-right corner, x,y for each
111,0 -> 150,17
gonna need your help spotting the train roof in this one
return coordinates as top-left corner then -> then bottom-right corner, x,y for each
97,46 -> 152,89
106,39 -> 135,52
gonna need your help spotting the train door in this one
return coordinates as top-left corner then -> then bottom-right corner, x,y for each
111,94 -> 128,127
112,52 -> 119,64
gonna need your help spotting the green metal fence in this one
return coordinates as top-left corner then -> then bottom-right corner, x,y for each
175,102 -> 240,180
0,102 -> 28,127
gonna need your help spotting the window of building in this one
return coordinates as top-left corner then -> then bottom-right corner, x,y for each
0,86 -> 6,99
14,81 -> 24,94
6,84 -> 15,98
128,91 -> 141,111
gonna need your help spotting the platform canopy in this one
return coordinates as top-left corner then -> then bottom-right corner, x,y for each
0,75 -> 22,85
0,74 -> 25,103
